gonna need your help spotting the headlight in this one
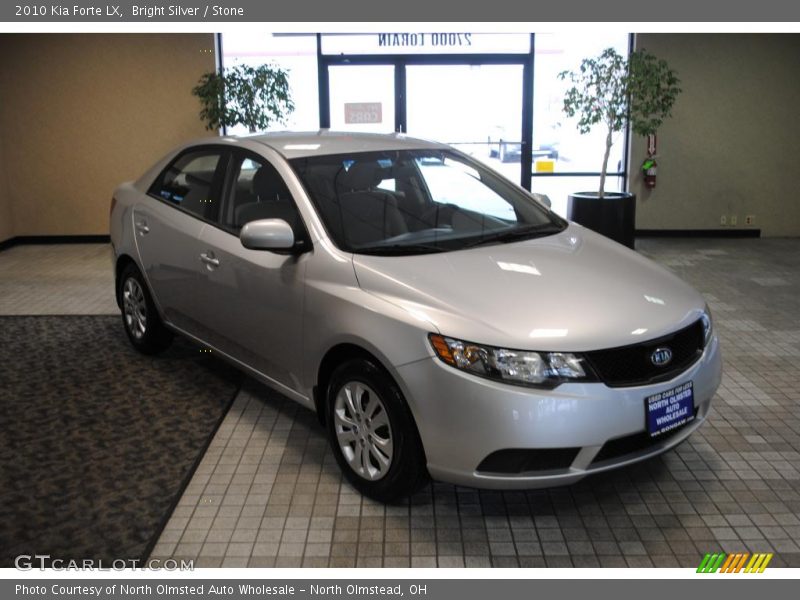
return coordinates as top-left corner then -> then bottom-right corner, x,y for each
701,305 -> 713,346
429,333 -> 595,388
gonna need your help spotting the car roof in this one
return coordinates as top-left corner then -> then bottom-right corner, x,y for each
225,130 -> 449,160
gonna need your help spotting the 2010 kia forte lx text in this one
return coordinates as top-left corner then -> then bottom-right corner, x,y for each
110,131 -> 722,501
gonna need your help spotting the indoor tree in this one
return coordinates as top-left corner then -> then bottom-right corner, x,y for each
192,63 -> 295,133
559,47 -> 681,198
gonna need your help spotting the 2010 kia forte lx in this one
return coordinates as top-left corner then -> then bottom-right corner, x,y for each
110,131 -> 722,501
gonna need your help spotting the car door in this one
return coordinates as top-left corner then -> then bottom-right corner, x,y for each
196,151 -> 309,393
133,147 -> 228,338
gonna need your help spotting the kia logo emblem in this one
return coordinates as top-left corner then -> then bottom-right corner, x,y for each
651,347 -> 673,366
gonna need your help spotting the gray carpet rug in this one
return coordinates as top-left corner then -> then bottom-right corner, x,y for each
0,315 -> 241,566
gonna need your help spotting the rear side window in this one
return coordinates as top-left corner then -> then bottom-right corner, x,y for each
149,150 -> 223,221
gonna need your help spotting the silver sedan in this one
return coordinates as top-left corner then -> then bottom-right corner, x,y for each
110,131 -> 721,501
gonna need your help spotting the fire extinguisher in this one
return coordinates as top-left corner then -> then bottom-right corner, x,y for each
642,157 -> 657,189
642,133 -> 658,189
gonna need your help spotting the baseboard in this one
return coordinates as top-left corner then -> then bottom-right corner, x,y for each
636,229 -> 761,238
0,234 -> 110,252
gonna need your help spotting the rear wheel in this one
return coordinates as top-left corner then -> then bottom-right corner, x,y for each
119,263 -> 173,354
326,358 -> 427,502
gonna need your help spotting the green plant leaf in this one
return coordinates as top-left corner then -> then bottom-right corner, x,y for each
559,47 -> 681,197
192,63 -> 295,132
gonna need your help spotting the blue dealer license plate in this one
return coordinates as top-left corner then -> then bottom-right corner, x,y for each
645,381 -> 695,437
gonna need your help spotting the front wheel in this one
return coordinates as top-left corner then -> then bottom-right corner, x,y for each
119,263 -> 173,355
326,359 -> 427,502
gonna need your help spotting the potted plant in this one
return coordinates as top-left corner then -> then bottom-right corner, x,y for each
192,63 -> 295,133
559,47 -> 681,248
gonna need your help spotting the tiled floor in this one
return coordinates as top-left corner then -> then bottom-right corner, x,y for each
3,239 -> 800,567
0,244 -> 117,315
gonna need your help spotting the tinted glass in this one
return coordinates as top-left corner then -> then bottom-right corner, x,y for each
151,151 -> 222,221
290,149 -> 565,255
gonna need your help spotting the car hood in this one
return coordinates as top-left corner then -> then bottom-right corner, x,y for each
352,224 -> 706,352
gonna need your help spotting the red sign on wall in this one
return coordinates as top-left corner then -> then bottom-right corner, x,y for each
344,102 -> 383,124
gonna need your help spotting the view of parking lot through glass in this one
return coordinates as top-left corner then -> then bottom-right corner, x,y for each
221,32 -> 631,217
406,64 -> 524,185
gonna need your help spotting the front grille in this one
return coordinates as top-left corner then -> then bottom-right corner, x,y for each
590,408 -> 698,465
583,320 -> 704,387
476,448 -> 580,474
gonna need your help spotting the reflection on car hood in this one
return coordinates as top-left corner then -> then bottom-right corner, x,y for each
352,224 -> 706,351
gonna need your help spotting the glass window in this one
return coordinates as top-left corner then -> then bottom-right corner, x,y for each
290,149 -> 565,254
532,33 -> 630,175
328,65 -> 395,134
420,158 -> 515,221
405,64 -> 524,185
321,33 -> 530,55
150,150 -> 222,221
223,155 -> 303,234
531,175 -> 625,218
221,33 -> 319,135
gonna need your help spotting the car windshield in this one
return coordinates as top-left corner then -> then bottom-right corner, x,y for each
289,149 -> 566,255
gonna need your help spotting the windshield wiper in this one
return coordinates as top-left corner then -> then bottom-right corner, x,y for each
353,243 -> 449,256
462,222 -> 564,249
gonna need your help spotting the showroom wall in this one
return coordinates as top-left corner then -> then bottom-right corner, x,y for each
0,140 -> 12,242
630,33 -> 800,236
0,34 -> 216,239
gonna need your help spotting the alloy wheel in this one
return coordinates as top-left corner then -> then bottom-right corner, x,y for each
122,278 -> 147,340
333,381 -> 394,481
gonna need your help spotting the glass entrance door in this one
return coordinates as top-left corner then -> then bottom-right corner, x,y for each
405,64 -> 524,184
324,61 -> 527,185
328,65 -> 396,133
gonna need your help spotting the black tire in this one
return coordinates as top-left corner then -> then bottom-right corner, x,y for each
326,358 -> 427,502
118,263 -> 173,355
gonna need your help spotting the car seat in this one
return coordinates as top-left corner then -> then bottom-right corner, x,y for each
234,166 -> 299,232
333,161 -> 408,246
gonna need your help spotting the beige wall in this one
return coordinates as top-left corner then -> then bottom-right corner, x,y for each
0,136 -> 12,242
0,34 -> 216,237
2,34 -> 798,239
630,33 -> 800,236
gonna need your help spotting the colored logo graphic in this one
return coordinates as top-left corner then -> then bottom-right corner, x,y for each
650,347 -> 673,366
697,552 -> 773,573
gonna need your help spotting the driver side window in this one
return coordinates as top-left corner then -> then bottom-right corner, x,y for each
223,155 -> 303,236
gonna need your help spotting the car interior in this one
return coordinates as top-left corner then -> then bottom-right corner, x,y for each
295,156 -> 511,249
228,161 -> 301,235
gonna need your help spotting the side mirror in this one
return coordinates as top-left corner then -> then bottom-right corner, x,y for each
240,219 -> 295,251
531,193 -> 552,208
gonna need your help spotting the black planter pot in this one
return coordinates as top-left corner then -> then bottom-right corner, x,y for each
567,191 -> 636,249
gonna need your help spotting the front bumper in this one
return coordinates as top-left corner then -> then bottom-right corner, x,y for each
397,334 -> 722,489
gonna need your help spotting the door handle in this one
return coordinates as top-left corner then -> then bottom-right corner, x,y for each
200,252 -> 220,267
135,220 -> 150,235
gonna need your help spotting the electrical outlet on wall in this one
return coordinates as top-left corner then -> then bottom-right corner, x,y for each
745,215 -> 755,225
720,215 -> 727,226
730,215 -> 738,226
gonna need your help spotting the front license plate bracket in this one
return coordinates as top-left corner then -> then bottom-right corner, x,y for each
645,381 -> 694,437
